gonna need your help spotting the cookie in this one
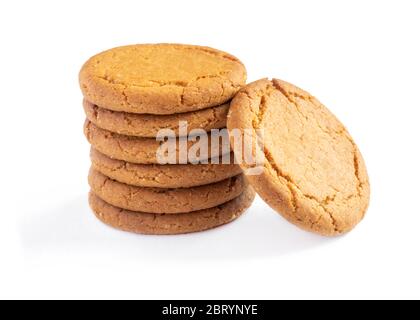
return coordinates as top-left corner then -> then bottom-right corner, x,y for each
79,44 -> 246,115
88,168 -> 247,214
228,78 -> 370,236
83,99 -> 229,138
84,120 -> 231,164
89,186 -> 255,235
90,148 -> 242,189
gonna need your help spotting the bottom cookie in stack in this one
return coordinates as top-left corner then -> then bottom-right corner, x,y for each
89,186 -> 255,235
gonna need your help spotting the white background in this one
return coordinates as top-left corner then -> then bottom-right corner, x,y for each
1,0 -> 419,300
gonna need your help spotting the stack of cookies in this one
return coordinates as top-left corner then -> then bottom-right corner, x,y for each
79,44 -> 255,235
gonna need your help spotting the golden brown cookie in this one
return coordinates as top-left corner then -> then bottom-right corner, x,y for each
83,99 -> 229,138
88,187 -> 255,235
79,44 -> 246,115
84,120 -> 231,164
228,78 -> 370,236
90,149 -> 242,189
88,168 -> 247,214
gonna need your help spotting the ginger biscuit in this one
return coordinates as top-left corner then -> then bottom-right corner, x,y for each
89,187 -> 255,235
83,99 -> 229,138
88,168 -> 248,214
90,148 -> 242,189
228,78 -> 370,236
79,44 -> 246,115
84,120 -> 231,164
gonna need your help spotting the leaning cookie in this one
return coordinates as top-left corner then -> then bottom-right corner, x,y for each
79,44 -> 246,115
89,187 -> 255,235
90,149 -> 242,188
84,120 -> 231,164
228,78 -> 370,236
88,168 -> 247,214
84,100 -> 229,138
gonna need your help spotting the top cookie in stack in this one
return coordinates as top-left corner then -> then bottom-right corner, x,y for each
79,44 -> 255,235
80,44 -> 246,115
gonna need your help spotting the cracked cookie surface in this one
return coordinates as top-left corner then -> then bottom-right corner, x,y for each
84,120 -> 231,164
83,99 -> 229,138
228,78 -> 370,236
89,168 -> 247,214
91,148 -> 242,188
79,44 -> 246,115
89,187 -> 255,235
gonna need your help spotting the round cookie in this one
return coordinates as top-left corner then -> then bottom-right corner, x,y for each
228,78 -> 370,236
79,44 -> 246,115
89,187 -> 255,235
84,120 -> 231,164
83,99 -> 229,138
90,148 -> 242,188
88,168 -> 247,214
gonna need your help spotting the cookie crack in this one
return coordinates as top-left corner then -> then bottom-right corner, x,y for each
97,74 -> 237,90
95,160 -> 166,183
178,46 -> 242,64
91,105 -> 99,120
97,74 -> 239,108
264,151 -> 339,232
249,83 -> 341,232
95,161 -> 127,174
121,85 -> 130,107
253,94 -> 269,128
350,140 -> 364,198
271,152 -> 336,226
271,80 -> 363,201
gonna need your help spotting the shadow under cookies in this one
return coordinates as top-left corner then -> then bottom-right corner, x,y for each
19,195 -> 333,261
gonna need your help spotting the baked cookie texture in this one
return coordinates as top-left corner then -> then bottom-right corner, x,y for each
79,44 -> 247,115
91,149 -> 242,189
228,78 -> 370,236
89,187 -> 255,235
84,120 -> 231,164
89,168 -> 247,214
83,99 -> 229,138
